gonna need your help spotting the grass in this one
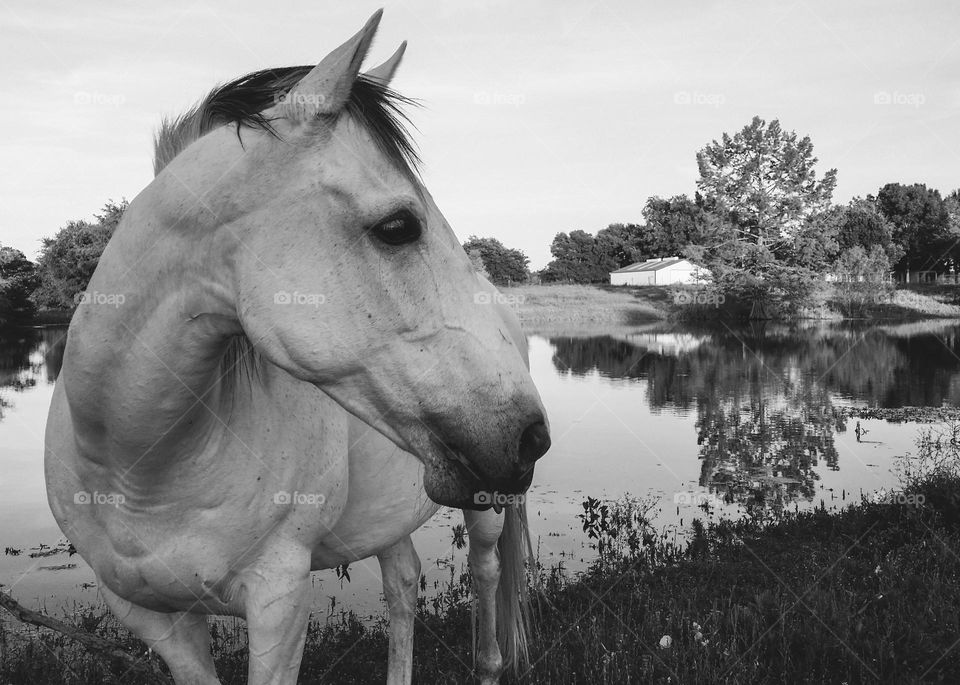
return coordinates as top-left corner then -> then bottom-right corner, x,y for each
6,435 -> 960,683
507,284 -> 672,327
508,282 -> 960,327
831,284 -> 960,320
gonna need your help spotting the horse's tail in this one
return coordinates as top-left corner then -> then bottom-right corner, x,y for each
496,500 -> 535,674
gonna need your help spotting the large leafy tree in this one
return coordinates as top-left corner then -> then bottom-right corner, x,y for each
542,224 -> 653,283
460,236 -> 529,286
781,211 -> 840,271
33,200 -> 128,308
696,116 -> 837,248
875,183 -> 951,271
691,117 -> 838,316
594,223 -> 647,269
0,246 -> 40,323
826,197 -> 903,265
642,195 -> 713,258
542,230 -> 615,283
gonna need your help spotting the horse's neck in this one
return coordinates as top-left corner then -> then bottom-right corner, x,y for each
61,181 -> 242,470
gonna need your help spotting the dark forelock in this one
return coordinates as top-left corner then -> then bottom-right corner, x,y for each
153,67 -> 421,178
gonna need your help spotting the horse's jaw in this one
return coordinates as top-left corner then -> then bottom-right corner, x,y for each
420,444 -> 535,511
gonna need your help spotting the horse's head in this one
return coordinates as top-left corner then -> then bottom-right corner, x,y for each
168,11 -> 548,509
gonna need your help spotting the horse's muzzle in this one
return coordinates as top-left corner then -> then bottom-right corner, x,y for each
518,420 -> 551,469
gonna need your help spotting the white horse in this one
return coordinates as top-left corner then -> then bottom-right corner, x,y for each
44,10 -> 550,685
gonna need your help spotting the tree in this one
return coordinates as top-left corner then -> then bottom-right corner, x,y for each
541,230 -> 614,283
945,190 -> 960,268
0,246 -> 40,324
33,200 -> 128,308
594,223 -> 647,269
875,183 -> 950,271
466,249 -> 491,280
833,199 -> 894,249
831,245 -> 895,314
541,224 -> 654,283
946,189 -> 960,231
781,211 -> 840,271
696,116 -> 837,248
691,117 -> 838,316
822,198 -> 903,266
460,236 -> 528,286
642,195 -> 712,258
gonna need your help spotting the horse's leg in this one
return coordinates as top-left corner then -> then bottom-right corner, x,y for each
242,551 -> 313,685
377,535 -> 421,685
100,585 -> 220,684
463,508 -> 505,685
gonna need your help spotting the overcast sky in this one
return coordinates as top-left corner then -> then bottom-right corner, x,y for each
1,0 -> 958,269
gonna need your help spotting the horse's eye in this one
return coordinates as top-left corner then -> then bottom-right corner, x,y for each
370,212 -> 421,246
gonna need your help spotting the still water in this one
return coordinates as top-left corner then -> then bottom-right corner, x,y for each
1,320 -> 957,619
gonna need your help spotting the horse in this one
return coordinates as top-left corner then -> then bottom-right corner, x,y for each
44,10 -> 550,685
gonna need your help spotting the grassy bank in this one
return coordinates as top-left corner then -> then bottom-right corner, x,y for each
835,284 -> 960,319
4,470 -> 960,683
508,282 -> 960,326
508,284 -> 672,327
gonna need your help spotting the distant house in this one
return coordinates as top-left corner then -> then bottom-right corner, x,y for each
609,257 -> 706,286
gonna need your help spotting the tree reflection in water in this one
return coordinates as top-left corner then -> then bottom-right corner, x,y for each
549,321 -> 960,512
0,326 -> 67,419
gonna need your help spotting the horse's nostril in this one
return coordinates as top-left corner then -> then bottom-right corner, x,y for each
518,421 -> 551,465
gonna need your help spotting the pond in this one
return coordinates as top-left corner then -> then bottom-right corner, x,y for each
1,319 -> 957,620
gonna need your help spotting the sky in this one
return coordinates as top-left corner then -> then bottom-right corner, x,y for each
1,0 -> 958,269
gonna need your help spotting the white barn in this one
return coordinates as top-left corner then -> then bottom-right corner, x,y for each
610,257 -> 705,286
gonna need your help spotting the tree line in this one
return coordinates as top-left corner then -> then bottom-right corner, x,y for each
0,200 -> 125,324
2,115 -> 958,324
472,116 -> 959,315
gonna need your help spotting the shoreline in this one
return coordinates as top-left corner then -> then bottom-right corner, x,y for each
12,283 -> 960,331
508,283 -> 960,327
4,474 -> 959,683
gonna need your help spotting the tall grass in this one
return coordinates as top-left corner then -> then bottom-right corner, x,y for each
5,432 -> 960,683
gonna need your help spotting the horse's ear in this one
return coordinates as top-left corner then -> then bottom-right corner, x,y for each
281,9 -> 382,120
364,41 -> 406,87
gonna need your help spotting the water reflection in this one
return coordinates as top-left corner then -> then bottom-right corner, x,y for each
0,326 -> 67,418
549,321 -> 960,511
0,322 -> 949,611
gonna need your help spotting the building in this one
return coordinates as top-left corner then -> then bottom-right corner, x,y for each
609,257 -> 706,286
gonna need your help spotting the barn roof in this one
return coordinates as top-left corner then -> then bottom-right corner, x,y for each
611,257 -> 690,274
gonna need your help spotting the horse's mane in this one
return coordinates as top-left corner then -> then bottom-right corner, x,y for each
151,67 -> 421,403
152,66 -> 420,177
